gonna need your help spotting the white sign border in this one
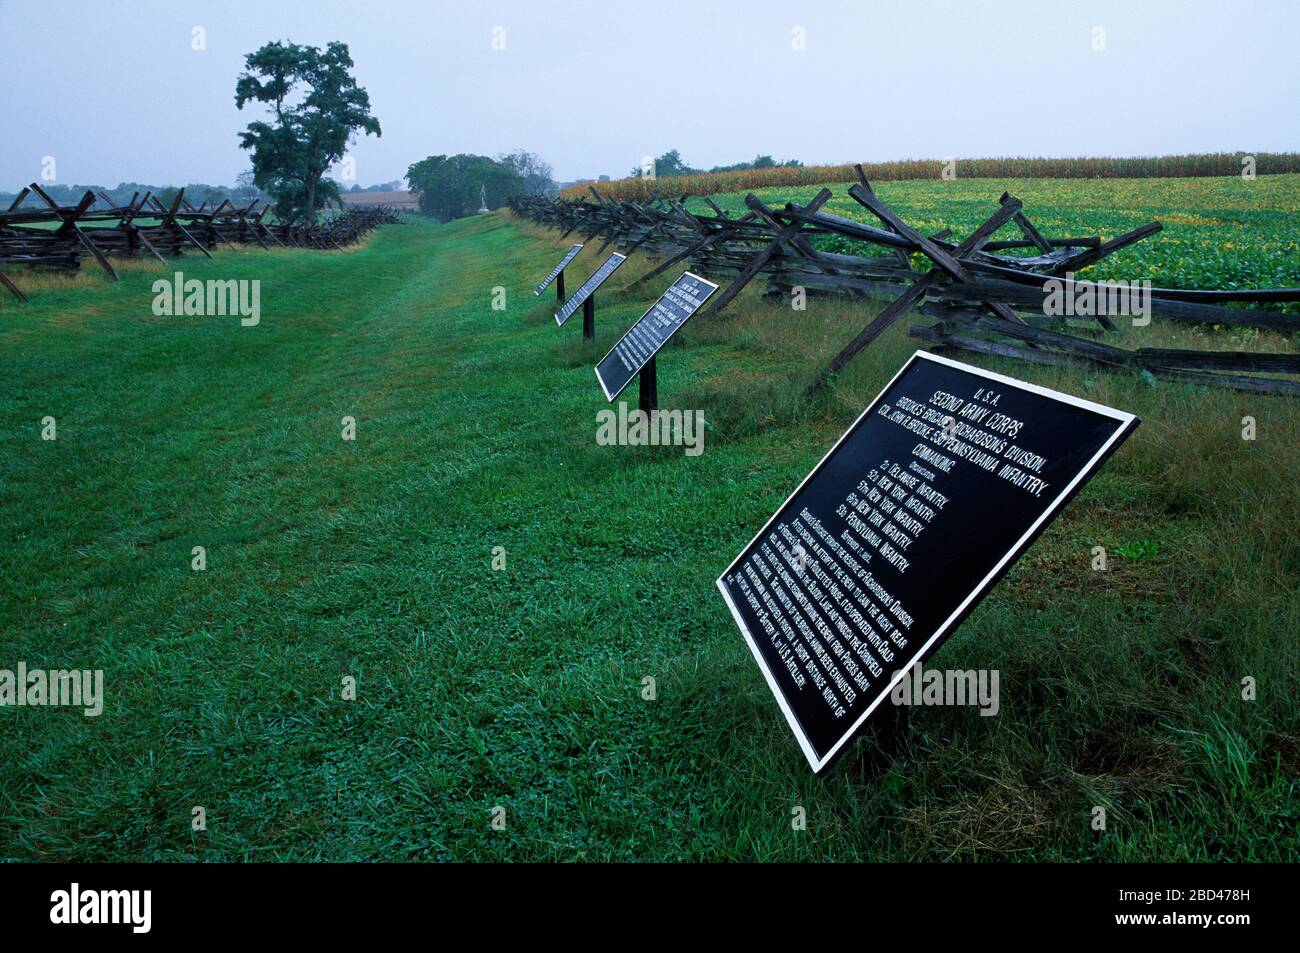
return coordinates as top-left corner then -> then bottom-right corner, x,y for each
715,349 -> 1139,773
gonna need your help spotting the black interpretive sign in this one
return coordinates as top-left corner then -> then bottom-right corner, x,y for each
594,271 -> 719,401
555,252 -> 626,326
534,243 -> 583,295
716,351 -> 1139,773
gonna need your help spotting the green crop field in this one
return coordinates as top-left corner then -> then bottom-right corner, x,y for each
1,176 -> 1296,861
691,174 -> 1300,296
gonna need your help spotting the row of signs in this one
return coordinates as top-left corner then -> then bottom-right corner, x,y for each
541,246 -> 718,401
531,245 -> 1139,773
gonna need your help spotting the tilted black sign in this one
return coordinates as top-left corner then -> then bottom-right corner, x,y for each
717,351 -> 1139,773
555,252 -> 626,326
534,243 -> 583,296
594,271 -> 718,401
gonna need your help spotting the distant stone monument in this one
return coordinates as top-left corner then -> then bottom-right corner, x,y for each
476,184 -> 490,215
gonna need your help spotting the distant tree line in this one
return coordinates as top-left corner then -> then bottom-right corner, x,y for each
344,180 -> 404,193
405,149 -> 555,222
629,149 -> 803,178
0,173 -> 266,210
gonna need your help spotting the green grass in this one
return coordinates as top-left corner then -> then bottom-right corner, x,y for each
1,186 -> 1297,861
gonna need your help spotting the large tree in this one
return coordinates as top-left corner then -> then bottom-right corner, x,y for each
235,40 -> 380,222
406,154 -> 524,222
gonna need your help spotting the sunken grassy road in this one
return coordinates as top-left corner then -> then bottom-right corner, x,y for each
1,187 -> 1296,861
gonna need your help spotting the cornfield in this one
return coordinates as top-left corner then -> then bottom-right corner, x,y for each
567,153 -> 1300,202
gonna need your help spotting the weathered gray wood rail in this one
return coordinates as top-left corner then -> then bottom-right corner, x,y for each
0,184 -> 405,302
510,170 -> 1300,397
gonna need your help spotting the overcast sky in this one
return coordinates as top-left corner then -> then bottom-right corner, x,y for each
2,0 -> 1297,189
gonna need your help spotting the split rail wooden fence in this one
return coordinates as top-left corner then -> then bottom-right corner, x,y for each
510,172 -> 1300,396
0,183 -> 404,302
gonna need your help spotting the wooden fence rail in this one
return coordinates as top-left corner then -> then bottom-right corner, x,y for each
509,171 -> 1300,396
0,184 -> 405,302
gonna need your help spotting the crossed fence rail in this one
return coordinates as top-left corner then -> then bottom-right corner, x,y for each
510,172 -> 1300,396
0,183 -> 404,302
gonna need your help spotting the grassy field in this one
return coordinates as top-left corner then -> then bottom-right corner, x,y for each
1,177 -> 1296,861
